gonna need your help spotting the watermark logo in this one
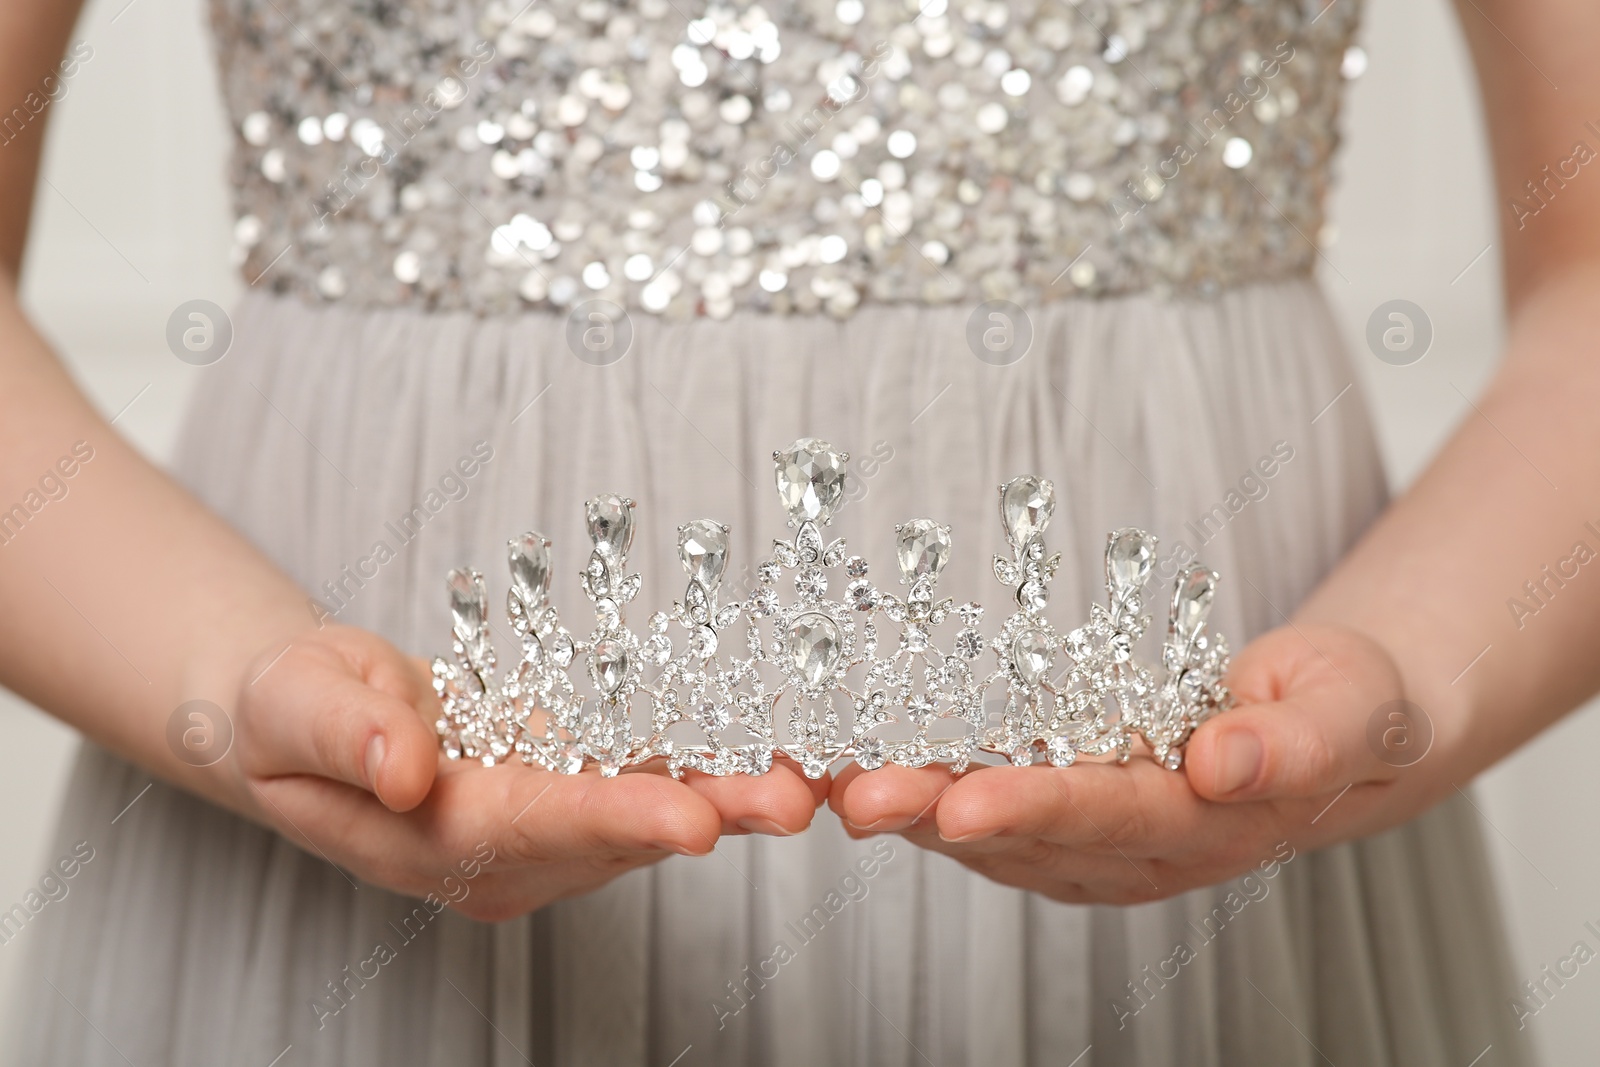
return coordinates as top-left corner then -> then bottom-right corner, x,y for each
1365,299 -> 1432,366
566,300 -> 633,366
166,699 -> 234,767
1366,699 -> 1433,768
966,300 -> 1033,366
166,300 -> 234,366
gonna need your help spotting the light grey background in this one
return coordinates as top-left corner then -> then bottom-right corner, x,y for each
3,0 -> 1596,1060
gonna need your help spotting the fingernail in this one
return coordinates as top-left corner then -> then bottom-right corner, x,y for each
1213,731 -> 1262,795
847,815 -> 914,833
364,735 -> 386,794
939,827 -> 994,843
650,841 -> 704,856
737,818 -> 798,837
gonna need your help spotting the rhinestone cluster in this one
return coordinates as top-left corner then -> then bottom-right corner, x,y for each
432,438 -> 1233,778
212,0 -> 1363,318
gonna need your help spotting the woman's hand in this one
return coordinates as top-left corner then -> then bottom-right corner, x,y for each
827,624 -> 1457,904
228,625 -> 828,921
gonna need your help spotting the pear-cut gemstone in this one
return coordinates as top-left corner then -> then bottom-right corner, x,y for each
1106,528 -> 1157,597
1171,565 -> 1218,644
585,494 -> 635,560
999,476 -> 1055,549
592,637 -> 630,695
448,569 -> 486,647
786,612 -> 841,688
677,519 -> 729,589
895,518 -> 953,583
1012,628 -> 1055,686
774,438 -> 848,525
508,532 -> 553,606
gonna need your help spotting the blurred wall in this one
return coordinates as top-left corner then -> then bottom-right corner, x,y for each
2,0 -> 1596,1060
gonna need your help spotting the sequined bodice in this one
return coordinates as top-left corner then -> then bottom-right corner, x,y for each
211,0 -> 1360,318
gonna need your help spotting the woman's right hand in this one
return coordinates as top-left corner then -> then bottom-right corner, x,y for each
227,624 -> 825,921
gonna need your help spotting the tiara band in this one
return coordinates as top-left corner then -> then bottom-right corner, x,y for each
431,438 -> 1233,779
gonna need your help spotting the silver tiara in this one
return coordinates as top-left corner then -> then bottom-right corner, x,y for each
432,438 -> 1232,779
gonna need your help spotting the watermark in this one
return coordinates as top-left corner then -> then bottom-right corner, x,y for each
0,841 -> 95,947
0,41 -> 94,148
1108,41 -> 1296,229
309,441 -> 494,625
1366,699 -> 1432,768
1111,841 -> 1295,1029
1151,440 -> 1295,582
311,842 -> 495,1029
1507,119 -> 1600,230
1509,918 -> 1600,1029
566,300 -> 633,365
166,699 -> 234,767
166,300 -> 234,366
711,839 -> 895,1030
0,441 -> 96,548
1365,299 -> 1432,366
1506,522 -> 1600,630
965,300 -> 1033,366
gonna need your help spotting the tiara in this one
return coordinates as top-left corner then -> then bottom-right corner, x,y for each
431,438 -> 1233,779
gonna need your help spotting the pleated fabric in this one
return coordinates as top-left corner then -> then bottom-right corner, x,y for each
7,281 -> 1534,1067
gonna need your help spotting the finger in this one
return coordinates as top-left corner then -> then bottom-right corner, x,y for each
931,763 -> 1216,853
680,759 -> 827,835
242,633 -> 438,813
1184,694 -> 1396,803
829,763 -> 955,833
477,766 -> 724,863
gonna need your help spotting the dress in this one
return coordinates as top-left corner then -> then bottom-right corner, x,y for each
8,0 -> 1534,1064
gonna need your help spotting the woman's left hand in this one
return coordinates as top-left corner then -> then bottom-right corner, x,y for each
827,623 -> 1458,904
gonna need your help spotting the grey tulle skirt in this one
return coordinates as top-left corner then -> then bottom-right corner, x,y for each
7,281 -> 1533,1066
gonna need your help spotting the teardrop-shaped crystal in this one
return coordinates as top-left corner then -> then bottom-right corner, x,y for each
1171,565 -> 1218,645
1012,628 -> 1055,686
592,637 -> 630,695
585,494 -> 635,560
448,569 -> 487,646
677,519 -> 730,589
774,438 -> 848,525
1106,528 -> 1157,597
895,518 -> 952,583
508,532 -> 553,606
786,612 -> 841,688
999,476 -> 1055,549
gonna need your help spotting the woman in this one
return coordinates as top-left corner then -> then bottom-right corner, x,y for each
0,0 -> 1591,1062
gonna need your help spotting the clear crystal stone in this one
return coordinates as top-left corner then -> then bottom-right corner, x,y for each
690,625 -> 718,658
740,746 -> 774,775
1162,748 -> 1184,771
1046,736 -> 1077,767
749,587 -> 779,617
848,578 -> 876,611
592,638 -> 630,694
550,633 -> 575,667
1106,527 -> 1157,596
895,518 -> 953,583
796,566 -> 827,599
955,627 -> 984,659
1172,565 -> 1218,644
677,518 -> 729,588
695,702 -> 732,732
1108,631 -> 1132,663
1009,743 -> 1036,767
508,533 -> 552,606
999,475 -> 1055,549
1018,579 -> 1048,612
787,612 -> 842,688
855,735 -> 886,770
993,555 -> 1020,585
643,633 -> 672,665
1012,629 -> 1054,686
903,624 -> 929,654
585,494 -> 635,559
447,569 -> 486,648
774,438 -> 848,525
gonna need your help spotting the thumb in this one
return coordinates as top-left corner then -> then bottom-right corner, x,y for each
239,631 -> 439,812
1184,695 -> 1396,802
